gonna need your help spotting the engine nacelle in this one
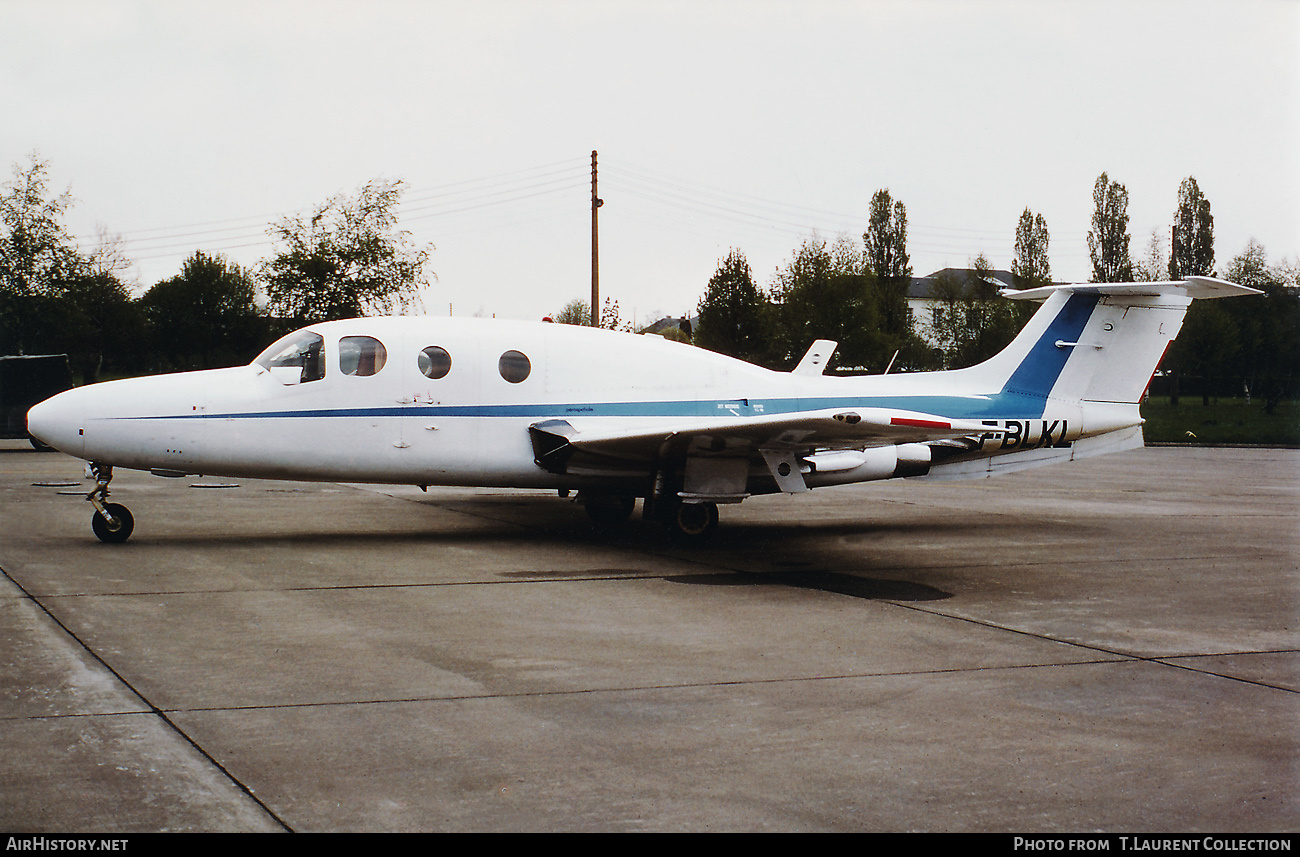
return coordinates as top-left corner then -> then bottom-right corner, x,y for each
802,443 -> 931,489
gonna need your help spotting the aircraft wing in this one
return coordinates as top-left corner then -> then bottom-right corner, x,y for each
529,406 -> 990,475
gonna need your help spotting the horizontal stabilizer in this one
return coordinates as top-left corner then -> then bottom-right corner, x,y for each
1004,276 -> 1262,302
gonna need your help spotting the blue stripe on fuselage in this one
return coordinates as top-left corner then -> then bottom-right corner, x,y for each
117,392 -> 1050,423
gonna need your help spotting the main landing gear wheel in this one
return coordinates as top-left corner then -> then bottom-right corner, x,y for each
91,503 -> 134,543
666,501 -> 719,543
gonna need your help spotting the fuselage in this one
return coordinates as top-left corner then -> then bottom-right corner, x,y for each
26,310 -> 1130,492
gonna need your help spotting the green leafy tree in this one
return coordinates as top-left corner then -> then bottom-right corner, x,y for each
261,178 -> 432,325
1087,172 -> 1133,283
51,270 -> 139,383
552,298 -> 591,325
1219,241 -> 1299,413
1011,208 -> 1051,289
929,254 -> 1033,369
139,251 -> 267,371
1170,176 -> 1214,279
1164,297 -> 1238,405
768,236 -> 884,372
1165,241 -> 1296,409
863,189 -> 913,339
695,249 -> 768,363
0,154 -> 84,355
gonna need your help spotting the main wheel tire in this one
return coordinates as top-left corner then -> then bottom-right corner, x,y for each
667,501 -> 718,542
91,503 -> 134,543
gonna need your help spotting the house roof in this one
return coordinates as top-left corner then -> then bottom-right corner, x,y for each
907,268 -> 1016,299
640,316 -> 697,335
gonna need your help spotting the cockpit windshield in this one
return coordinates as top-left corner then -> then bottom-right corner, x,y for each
254,330 -> 325,384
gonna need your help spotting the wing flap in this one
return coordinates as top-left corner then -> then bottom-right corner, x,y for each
529,407 -> 989,475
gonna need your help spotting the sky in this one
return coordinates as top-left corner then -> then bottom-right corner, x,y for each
4,0 -> 1297,326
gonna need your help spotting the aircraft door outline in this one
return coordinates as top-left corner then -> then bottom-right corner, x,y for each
403,330 -> 482,477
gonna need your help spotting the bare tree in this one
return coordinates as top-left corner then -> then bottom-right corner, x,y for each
1135,228 -> 1168,282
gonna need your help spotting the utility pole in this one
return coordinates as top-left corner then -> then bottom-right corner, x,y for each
591,150 -> 602,327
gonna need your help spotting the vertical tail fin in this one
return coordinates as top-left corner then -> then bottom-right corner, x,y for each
995,277 -> 1260,406
922,277 -> 1259,481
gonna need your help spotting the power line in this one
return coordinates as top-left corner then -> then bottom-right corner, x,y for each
76,157 -> 589,247
603,158 -> 1089,244
70,154 -> 1091,279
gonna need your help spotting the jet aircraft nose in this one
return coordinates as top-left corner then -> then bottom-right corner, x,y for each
26,389 -> 85,457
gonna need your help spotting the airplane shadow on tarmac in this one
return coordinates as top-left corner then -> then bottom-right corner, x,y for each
65,510 -> 967,605
59,491 -> 1077,605
407,497 -> 964,603
664,569 -> 953,602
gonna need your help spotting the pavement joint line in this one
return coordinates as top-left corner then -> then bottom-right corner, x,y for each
1145,653 -> 1300,695
5,649 -> 1293,723
11,545 -> 1278,601
893,599 -> 1300,695
0,561 -> 295,833
24,576 -> 1297,695
24,574 -> 669,599
115,657 -> 1150,715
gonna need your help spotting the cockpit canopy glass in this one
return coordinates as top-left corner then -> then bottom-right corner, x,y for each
339,336 -> 388,376
255,330 -> 325,383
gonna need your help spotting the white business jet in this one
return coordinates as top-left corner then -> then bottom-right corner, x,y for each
27,276 -> 1256,543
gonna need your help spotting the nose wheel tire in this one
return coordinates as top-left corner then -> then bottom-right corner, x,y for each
91,503 -> 134,543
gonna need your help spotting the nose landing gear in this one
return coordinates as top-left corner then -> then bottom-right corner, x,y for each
86,464 -> 134,543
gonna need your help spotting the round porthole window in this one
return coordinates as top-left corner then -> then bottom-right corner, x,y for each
498,350 -> 531,383
418,346 -> 452,379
